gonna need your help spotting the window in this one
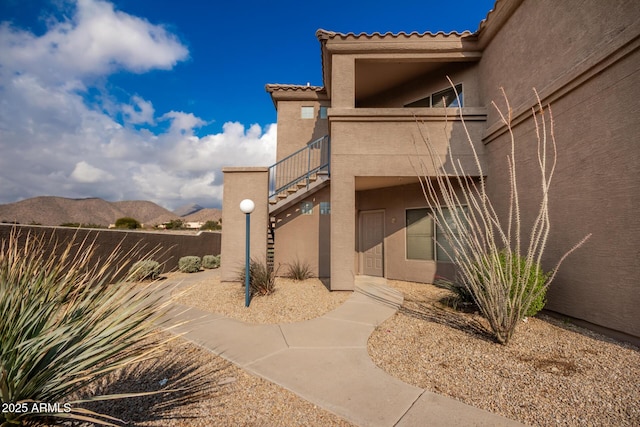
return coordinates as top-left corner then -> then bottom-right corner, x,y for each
406,208 -> 433,260
320,202 -> 331,215
406,207 -> 467,261
319,106 -> 328,119
301,106 -> 314,119
405,84 -> 463,108
301,201 -> 313,215
435,207 -> 467,262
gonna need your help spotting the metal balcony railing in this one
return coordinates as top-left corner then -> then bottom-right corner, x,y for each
268,135 -> 330,200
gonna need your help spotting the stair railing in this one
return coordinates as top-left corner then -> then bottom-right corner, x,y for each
268,135 -> 330,199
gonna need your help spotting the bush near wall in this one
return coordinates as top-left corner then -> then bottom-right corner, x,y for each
127,259 -> 161,281
179,256 -> 202,273
202,255 -> 220,269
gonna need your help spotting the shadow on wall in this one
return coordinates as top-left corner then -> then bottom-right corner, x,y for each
0,224 -> 221,281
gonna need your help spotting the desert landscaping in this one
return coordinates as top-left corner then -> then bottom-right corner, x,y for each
141,270 -> 640,427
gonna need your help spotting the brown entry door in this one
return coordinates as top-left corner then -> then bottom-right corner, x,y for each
360,211 -> 384,277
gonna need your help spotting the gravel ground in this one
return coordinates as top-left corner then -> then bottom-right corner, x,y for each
172,271 -> 351,324
367,280 -> 640,427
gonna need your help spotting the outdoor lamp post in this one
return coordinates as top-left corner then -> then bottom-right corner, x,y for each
239,199 -> 255,307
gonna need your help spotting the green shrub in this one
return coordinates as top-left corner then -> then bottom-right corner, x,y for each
202,255 -> 220,269
458,251 -> 549,318
285,258 -> 313,281
237,259 -> 278,296
163,219 -> 184,230
179,256 -> 201,273
200,220 -> 221,231
127,259 -> 161,281
115,216 -> 141,229
0,229 -> 176,425
504,252 -> 549,317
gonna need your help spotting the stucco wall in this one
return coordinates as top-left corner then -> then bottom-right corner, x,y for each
273,186 -> 330,278
479,0 -> 640,129
479,0 -> 640,340
329,112 -> 487,176
0,224 -> 221,281
220,167 -> 269,281
275,100 -> 330,161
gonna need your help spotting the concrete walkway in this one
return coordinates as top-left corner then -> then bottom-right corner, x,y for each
162,271 -> 525,427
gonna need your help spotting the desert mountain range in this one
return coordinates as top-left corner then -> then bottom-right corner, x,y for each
0,196 -> 221,227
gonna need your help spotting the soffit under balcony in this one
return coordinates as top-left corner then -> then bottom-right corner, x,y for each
355,60 -> 478,107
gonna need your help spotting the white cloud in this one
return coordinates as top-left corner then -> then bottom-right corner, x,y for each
0,0 -> 188,84
0,0 -> 276,209
161,111 -> 207,135
122,96 -> 155,125
128,120 -> 276,207
71,161 -> 115,183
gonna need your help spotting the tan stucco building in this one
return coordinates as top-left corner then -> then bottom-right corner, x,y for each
222,0 -> 640,344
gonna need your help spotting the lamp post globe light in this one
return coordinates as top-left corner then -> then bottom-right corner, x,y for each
240,199 -> 255,214
240,199 -> 255,307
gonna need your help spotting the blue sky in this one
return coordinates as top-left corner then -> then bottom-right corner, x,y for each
0,0 -> 494,209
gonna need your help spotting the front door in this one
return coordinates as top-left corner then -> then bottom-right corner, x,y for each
360,211 -> 384,277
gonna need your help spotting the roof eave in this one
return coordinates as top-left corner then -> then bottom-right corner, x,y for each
265,84 -> 328,110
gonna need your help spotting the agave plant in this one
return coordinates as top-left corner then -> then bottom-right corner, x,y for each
0,229 -> 179,426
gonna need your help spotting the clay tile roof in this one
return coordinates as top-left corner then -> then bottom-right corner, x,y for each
315,0 -> 503,41
265,84 -> 325,93
476,0 -> 511,38
315,29 -> 473,40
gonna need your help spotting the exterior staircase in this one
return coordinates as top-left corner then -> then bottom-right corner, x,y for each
266,135 -> 330,269
267,216 -> 276,269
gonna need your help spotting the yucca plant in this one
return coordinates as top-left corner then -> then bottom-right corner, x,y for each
414,85 -> 590,344
0,229 -> 180,426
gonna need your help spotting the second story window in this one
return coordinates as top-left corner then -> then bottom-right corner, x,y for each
319,106 -> 328,119
405,84 -> 463,108
301,106 -> 314,119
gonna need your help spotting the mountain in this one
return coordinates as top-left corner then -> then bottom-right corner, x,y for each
0,196 -> 177,227
172,203 -> 204,217
182,208 -> 221,223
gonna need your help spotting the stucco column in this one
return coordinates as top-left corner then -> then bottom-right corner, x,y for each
330,169 -> 356,290
331,55 -> 355,108
220,167 -> 269,282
